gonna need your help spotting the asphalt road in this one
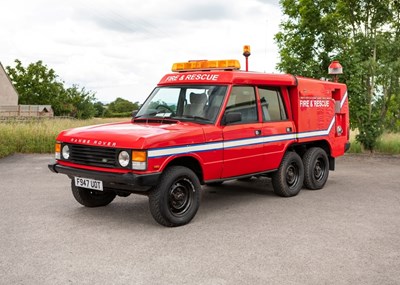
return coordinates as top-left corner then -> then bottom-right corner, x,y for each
1,154 -> 399,285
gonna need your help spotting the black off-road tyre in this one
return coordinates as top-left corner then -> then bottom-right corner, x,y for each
303,147 -> 329,190
71,180 -> 116,207
149,166 -> 201,227
272,151 -> 304,197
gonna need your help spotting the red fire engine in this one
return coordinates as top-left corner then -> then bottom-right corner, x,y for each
49,48 -> 350,227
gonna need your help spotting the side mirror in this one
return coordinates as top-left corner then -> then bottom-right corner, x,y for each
223,112 -> 241,125
131,110 -> 138,118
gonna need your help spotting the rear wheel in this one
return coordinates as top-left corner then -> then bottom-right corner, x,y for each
149,166 -> 201,227
71,180 -> 116,207
272,152 -> 304,197
303,147 -> 329,190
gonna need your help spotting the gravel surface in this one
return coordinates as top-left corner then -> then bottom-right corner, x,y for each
1,154 -> 399,284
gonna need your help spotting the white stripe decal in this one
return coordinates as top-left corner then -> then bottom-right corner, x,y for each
148,133 -> 300,158
222,133 -> 297,149
264,133 -> 297,143
340,91 -> 348,108
148,125 -> 332,158
223,137 -> 264,148
296,117 -> 335,139
148,142 -> 223,158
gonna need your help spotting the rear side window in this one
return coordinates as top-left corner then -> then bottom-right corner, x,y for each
258,87 -> 287,122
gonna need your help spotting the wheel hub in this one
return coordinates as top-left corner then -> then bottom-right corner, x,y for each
169,179 -> 193,216
286,164 -> 298,187
314,159 -> 325,180
171,186 -> 186,209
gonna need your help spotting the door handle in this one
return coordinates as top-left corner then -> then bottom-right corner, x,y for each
286,127 -> 292,133
255,130 -> 262,136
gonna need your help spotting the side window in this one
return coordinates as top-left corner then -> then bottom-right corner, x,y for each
258,87 -> 287,122
225,86 -> 258,124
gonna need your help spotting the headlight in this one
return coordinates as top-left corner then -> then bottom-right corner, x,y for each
118,151 -> 130,167
62,145 -> 70,160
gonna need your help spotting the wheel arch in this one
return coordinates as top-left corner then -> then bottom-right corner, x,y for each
164,156 -> 204,184
288,140 -> 335,170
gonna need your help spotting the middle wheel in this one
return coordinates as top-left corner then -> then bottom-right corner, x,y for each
272,151 -> 304,197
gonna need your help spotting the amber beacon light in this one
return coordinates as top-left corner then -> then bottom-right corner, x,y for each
243,45 -> 251,72
171,59 -> 241,72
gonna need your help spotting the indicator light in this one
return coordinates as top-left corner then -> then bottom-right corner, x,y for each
132,151 -> 147,170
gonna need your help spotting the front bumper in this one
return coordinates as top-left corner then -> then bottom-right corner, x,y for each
48,162 -> 161,193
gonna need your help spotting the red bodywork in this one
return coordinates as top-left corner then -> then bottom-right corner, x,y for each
55,70 -> 349,182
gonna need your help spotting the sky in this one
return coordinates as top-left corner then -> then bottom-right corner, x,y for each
0,0 -> 283,104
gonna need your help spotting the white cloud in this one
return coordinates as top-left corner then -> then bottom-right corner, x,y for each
0,0 -> 282,104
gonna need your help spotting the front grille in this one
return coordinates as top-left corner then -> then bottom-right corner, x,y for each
69,144 -> 117,168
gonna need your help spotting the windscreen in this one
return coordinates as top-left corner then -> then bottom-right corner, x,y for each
136,85 -> 228,124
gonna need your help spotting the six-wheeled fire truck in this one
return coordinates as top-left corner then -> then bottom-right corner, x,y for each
49,49 -> 350,227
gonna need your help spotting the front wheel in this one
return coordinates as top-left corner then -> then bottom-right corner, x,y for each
272,152 -> 304,197
149,166 -> 201,227
71,180 -> 116,207
303,147 -> 329,190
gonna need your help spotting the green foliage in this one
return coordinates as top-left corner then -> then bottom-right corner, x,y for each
356,118 -> 383,152
93,101 -> 107,117
0,118 -> 128,158
348,131 -> 400,154
385,95 -> 400,132
347,141 -> 362,153
105,111 -> 133,118
108,97 -> 139,114
64,85 -> 96,119
375,133 -> 400,154
276,0 -> 400,151
6,60 -> 97,119
104,97 -> 139,118
6,59 -> 64,107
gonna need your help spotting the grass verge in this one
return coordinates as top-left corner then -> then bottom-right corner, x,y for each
1,119 -> 399,159
0,118 -> 128,159
348,131 -> 400,154
375,133 -> 400,154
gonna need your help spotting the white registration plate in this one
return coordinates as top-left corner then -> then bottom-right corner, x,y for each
74,177 -> 103,191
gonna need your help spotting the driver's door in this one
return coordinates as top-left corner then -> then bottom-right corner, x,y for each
221,86 -> 265,178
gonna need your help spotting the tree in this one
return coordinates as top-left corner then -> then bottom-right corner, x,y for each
93,101 -> 106,117
64,85 -> 96,119
6,60 -> 98,119
275,0 -> 400,151
107,97 -> 139,115
6,59 -> 64,108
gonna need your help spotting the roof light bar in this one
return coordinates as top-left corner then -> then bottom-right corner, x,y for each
171,59 -> 241,72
